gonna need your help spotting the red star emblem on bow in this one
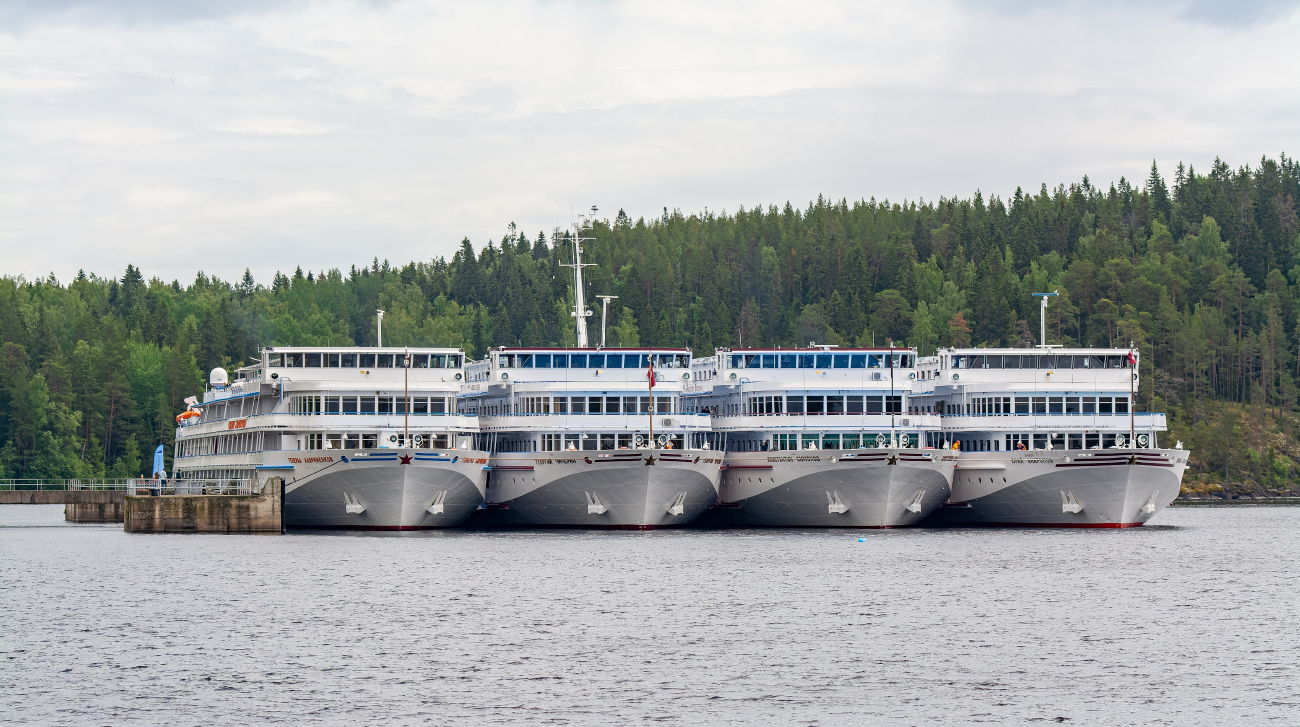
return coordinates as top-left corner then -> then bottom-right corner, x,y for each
399,455 -> 412,465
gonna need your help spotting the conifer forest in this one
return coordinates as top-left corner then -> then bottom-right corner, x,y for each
3,155 -> 1299,494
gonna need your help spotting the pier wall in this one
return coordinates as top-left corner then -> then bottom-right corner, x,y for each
124,482 -> 282,534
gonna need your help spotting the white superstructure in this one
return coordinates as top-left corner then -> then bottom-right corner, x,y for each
689,346 -> 954,527
915,348 -> 1190,527
173,347 -> 489,529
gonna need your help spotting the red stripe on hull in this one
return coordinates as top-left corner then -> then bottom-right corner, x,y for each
953,521 -> 1147,529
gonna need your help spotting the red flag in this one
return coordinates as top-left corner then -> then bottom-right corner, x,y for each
1128,350 -> 1137,366
647,359 -> 656,387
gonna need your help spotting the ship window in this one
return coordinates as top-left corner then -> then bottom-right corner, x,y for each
866,396 -> 883,413
429,354 -> 447,368
554,355 -> 569,368
822,434 -> 840,449
833,354 -> 849,368
570,354 -> 587,368
361,434 -> 377,449
629,354 -> 647,368
285,353 -> 303,367
1066,396 -> 1080,414
982,355 -> 1000,369
780,354 -> 797,368
1086,432 -> 1100,448
600,433 -> 616,450
1056,355 -> 1074,369
868,355 -> 882,368
606,355 -> 623,369
761,354 -> 775,368
885,395 -> 902,414
1068,433 -> 1083,449
359,354 -> 375,367
325,397 -> 340,414
570,397 -> 585,414
1038,355 -> 1057,369
1032,396 -> 1046,414
430,398 -> 446,415
1106,356 -> 1125,369
304,353 -> 321,367
605,397 -> 621,414
376,354 -> 393,368
807,396 -> 825,414
343,396 -> 358,414
519,354 -> 533,368
815,354 -> 832,369
411,354 -> 428,368
793,354 -> 810,369
850,354 -> 866,368
657,396 -> 671,414
588,396 -> 603,414
360,397 -> 376,414
413,398 -> 429,415
1099,397 -> 1113,414
843,434 -> 860,449
1049,397 -> 1063,414
1015,396 -> 1029,414
586,354 -> 603,368
378,397 -> 393,414
268,353 -> 283,367
1115,397 -> 1129,414
827,396 -> 845,414
1082,396 -> 1096,413
787,396 -> 804,414
535,355 -> 551,369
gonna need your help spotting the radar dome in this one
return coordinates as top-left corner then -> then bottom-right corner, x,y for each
209,368 -> 229,387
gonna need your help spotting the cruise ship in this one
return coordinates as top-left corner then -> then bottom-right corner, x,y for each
688,346 -> 955,527
914,347 -> 1190,527
173,347 -> 490,529
460,347 -> 722,528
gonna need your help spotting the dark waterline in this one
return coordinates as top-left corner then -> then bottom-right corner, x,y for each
2,505 -> 1297,725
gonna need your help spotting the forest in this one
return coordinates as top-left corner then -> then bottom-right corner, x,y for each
2,154 -> 1298,493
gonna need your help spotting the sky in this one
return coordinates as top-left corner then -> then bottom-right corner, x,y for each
1,0 -> 1298,286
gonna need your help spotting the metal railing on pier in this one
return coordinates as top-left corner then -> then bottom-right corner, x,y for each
0,478 -> 260,496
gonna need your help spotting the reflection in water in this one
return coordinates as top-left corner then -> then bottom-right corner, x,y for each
2,505 -> 1297,724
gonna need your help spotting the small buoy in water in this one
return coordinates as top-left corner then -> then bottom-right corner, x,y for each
858,537 -> 866,542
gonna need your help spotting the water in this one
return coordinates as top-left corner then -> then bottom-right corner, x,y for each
2,505 -> 1298,725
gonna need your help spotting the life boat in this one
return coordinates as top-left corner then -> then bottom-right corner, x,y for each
175,409 -> 202,424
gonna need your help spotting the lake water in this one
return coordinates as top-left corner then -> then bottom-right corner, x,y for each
2,505 -> 1297,725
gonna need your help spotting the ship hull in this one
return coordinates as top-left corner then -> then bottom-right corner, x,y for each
472,450 -> 723,529
700,449 -> 955,528
277,449 -> 490,530
925,448 -> 1190,528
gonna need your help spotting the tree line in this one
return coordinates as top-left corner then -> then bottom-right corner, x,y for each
1,154 -> 1297,484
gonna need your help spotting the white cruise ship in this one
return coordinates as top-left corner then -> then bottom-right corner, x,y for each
460,347 -> 722,528
173,347 -> 490,529
688,346 -> 955,527
913,348 -> 1190,527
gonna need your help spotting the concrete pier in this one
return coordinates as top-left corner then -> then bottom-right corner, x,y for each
124,481 -> 283,534
0,490 -> 127,523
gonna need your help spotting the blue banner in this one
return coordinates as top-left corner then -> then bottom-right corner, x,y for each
153,445 -> 166,479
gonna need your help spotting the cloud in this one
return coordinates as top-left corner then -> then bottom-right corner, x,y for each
1,0 -> 1297,285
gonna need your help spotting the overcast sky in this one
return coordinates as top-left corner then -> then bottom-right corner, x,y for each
2,0 -> 1297,286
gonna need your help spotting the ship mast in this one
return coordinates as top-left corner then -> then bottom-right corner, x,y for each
562,206 -> 598,348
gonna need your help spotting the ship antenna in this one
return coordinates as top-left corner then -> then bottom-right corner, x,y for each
562,206 -> 598,348
1032,291 -> 1059,348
